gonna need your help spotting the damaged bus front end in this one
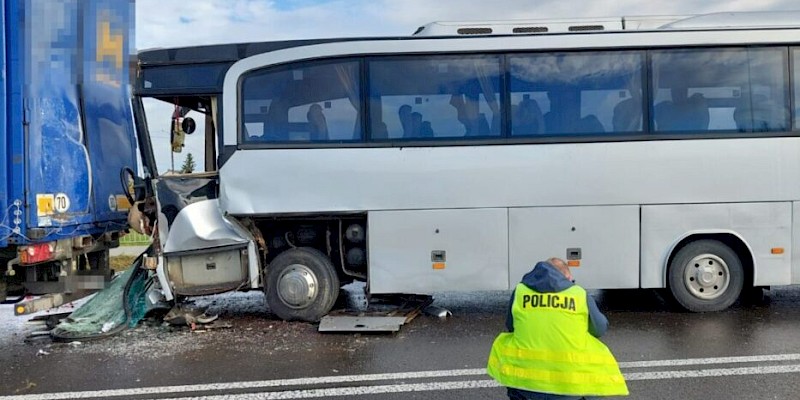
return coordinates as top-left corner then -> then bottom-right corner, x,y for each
130,53 -> 261,309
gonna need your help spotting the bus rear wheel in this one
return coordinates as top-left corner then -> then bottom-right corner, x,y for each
264,247 -> 340,322
668,239 -> 744,312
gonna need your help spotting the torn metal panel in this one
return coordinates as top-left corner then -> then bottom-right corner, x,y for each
156,175 -> 218,227
160,199 -> 258,297
318,316 -> 408,332
163,200 -> 248,254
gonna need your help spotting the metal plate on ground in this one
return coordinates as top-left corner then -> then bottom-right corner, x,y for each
318,316 -> 409,332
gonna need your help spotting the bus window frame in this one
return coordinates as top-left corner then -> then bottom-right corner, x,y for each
234,45 -> 800,151
237,56 -> 365,146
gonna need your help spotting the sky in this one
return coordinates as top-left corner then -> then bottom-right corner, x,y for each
134,0 -> 800,173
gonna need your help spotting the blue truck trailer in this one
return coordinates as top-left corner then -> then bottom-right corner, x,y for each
1,0 -> 138,311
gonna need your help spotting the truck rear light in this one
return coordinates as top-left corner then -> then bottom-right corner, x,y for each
20,242 -> 54,264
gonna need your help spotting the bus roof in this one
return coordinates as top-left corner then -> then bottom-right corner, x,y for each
135,10 -> 800,99
412,11 -> 800,36
138,10 -> 800,68
138,38 -> 348,66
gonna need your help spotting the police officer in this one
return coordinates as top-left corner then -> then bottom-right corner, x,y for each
487,257 -> 628,399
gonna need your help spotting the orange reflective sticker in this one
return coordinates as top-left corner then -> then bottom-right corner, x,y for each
36,194 -> 54,217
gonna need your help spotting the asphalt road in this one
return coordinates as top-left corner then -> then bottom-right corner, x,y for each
2,286 -> 800,400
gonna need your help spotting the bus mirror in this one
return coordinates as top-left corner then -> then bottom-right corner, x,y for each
182,117 -> 196,135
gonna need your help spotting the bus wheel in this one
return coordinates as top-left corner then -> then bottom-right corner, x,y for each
265,247 -> 340,322
668,239 -> 744,312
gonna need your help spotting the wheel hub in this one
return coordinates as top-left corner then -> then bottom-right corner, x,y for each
684,253 -> 730,300
276,264 -> 318,309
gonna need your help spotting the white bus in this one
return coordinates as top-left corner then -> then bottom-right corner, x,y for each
129,11 -> 800,321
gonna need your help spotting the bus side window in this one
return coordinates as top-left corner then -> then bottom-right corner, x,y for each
544,89 -> 604,134
612,88 -> 642,132
653,87 -> 710,132
307,104 -> 329,141
795,48 -> 800,130
368,56 -> 502,140
509,51 -> 643,136
240,60 -> 362,144
652,48 -> 788,133
512,95 -> 544,135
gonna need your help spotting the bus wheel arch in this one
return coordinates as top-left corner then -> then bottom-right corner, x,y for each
264,247 -> 340,322
666,233 -> 752,312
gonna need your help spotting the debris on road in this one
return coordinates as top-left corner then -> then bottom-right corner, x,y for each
319,293 -> 434,333
48,255 -> 167,342
423,305 -> 452,319
163,303 -> 223,331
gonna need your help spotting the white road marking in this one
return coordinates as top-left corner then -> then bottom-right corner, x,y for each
3,354 -> 800,400
156,365 -> 800,400
618,353 -> 800,368
0,369 -> 487,400
625,364 -> 800,380
159,380 -> 500,400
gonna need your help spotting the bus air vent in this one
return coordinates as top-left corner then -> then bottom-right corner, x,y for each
457,27 -> 493,35
513,26 -> 549,33
568,24 -> 605,31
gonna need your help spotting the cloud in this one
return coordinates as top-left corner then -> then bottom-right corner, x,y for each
136,0 -> 800,50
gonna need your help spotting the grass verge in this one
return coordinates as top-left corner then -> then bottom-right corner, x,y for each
110,255 -> 138,272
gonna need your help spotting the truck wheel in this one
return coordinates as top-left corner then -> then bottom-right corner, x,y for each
668,239 -> 744,312
264,247 -> 339,322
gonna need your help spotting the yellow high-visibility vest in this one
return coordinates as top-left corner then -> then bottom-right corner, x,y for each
487,283 -> 629,397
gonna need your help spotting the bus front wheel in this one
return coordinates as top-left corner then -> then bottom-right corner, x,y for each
668,239 -> 744,312
264,247 -> 340,322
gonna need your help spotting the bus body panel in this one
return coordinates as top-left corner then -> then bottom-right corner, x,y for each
220,138 -> 800,215
640,202 -> 792,288
135,13 -> 800,316
792,202 -> 800,285
367,208 -> 509,294
509,205 -> 640,290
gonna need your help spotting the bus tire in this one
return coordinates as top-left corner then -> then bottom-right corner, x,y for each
668,239 -> 744,312
264,247 -> 340,322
